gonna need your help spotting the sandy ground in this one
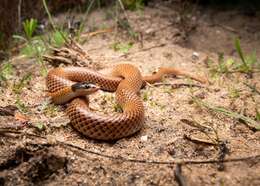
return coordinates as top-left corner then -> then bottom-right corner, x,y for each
0,1 -> 260,186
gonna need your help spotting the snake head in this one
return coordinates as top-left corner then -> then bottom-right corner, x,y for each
71,82 -> 100,95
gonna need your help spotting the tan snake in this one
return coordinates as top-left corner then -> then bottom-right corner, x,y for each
46,64 -> 205,140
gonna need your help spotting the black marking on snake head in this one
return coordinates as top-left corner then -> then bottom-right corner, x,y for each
71,82 -> 98,92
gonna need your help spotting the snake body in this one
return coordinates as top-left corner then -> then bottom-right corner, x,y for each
46,64 -> 204,140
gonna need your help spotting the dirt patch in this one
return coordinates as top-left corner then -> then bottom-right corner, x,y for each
0,1 -> 260,185
0,143 -> 67,185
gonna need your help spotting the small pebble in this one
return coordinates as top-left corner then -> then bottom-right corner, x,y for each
192,52 -> 199,60
145,28 -> 155,34
140,135 -> 148,142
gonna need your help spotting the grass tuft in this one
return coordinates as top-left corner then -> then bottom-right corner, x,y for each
22,18 -> 38,40
15,97 -> 29,113
112,41 -> 133,53
0,62 -> 13,86
208,38 -> 259,77
12,73 -> 32,94
192,96 -> 260,130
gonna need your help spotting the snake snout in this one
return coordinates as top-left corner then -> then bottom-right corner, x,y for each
71,82 -> 100,95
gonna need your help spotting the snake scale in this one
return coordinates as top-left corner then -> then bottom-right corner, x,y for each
46,64 -> 205,140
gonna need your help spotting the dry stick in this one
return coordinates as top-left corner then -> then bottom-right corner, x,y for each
174,164 -> 186,186
118,43 -> 167,58
244,82 -> 260,95
216,23 -> 238,33
43,55 -> 73,66
206,23 -> 238,34
82,0 -> 96,26
171,70 -> 207,84
180,118 -> 212,131
88,43 -> 166,56
153,82 -> 206,89
117,0 -> 129,19
17,0 -> 22,32
44,39 -> 94,67
81,28 -> 113,38
1,129 -> 260,166
42,0 -> 68,43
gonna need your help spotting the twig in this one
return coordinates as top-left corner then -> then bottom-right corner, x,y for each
174,164 -> 186,186
244,82 -> 260,95
153,82 -> 205,89
207,23 -> 238,34
1,129 -> 260,166
180,119 -> 211,131
81,28 -> 113,38
117,0 -> 129,20
43,40 -> 95,68
42,0 -> 68,43
42,0 -> 56,32
17,0 -> 22,32
118,43 -> 166,58
82,0 -> 96,25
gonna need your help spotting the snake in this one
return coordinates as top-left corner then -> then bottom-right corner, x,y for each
46,64 -> 205,140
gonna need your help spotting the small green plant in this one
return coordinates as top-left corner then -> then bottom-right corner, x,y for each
51,30 -> 68,47
15,97 -> 29,113
208,53 -> 234,77
114,104 -> 123,112
34,121 -> 46,131
75,22 -> 85,41
117,17 -> 140,40
12,73 -> 32,94
192,96 -> 260,130
43,103 -> 59,117
142,91 -> 149,101
234,38 -> 258,74
20,37 -> 46,58
13,18 -> 48,75
256,109 -> 260,122
208,39 -> 259,77
12,1 -> 68,77
149,100 -> 166,110
228,86 -> 240,99
122,0 -> 145,10
217,53 -> 230,74
244,82 -> 260,95
162,85 -> 173,95
112,42 -> 133,53
0,62 -> 13,85
23,18 -> 38,40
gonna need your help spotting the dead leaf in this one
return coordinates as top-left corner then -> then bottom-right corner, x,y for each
14,112 -> 30,124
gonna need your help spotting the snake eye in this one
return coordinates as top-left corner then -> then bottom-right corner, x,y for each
71,82 -> 98,91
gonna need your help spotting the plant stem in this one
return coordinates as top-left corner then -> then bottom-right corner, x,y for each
235,38 -> 248,69
42,0 -> 68,43
42,0 -> 56,31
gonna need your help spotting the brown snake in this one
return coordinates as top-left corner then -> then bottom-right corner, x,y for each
46,64 -> 205,140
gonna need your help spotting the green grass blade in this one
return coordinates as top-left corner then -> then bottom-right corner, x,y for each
235,38 -> 248,68
193,97 -> 260,130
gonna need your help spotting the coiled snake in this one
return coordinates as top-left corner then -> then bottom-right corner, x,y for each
46,64 -> 205,140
